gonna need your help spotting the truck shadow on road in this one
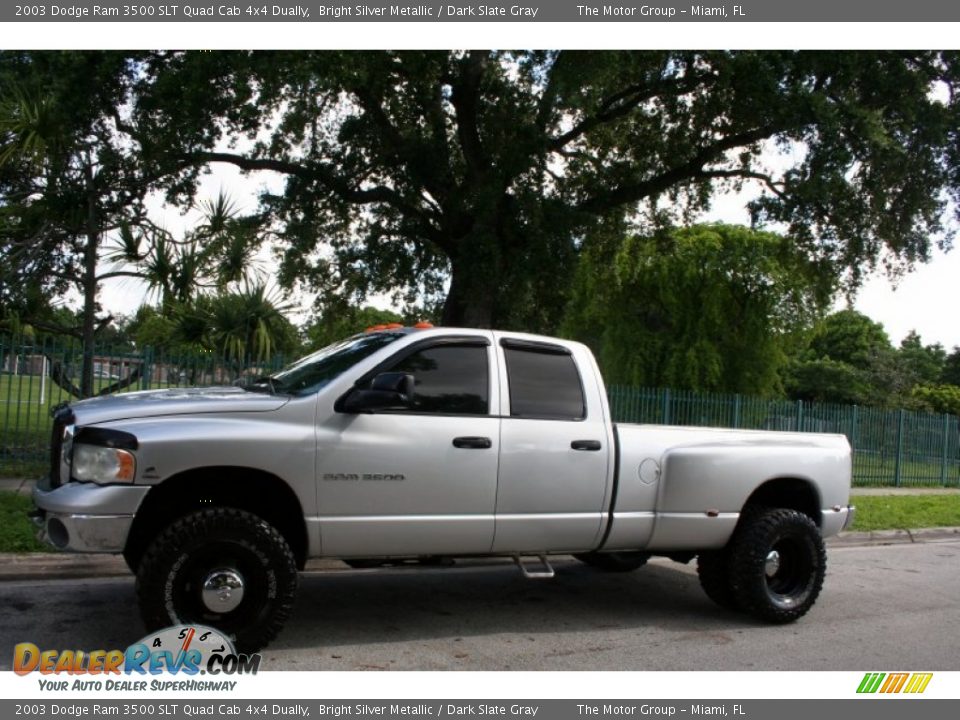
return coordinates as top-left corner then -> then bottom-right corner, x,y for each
0,559 -> 759,670
275,559 -> 750,652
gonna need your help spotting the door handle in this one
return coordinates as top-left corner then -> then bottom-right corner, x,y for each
571,439 -> 602,451
453,436 -> 493,449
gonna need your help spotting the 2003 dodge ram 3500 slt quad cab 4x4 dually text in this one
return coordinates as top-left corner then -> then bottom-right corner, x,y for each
33,326 -> 854,651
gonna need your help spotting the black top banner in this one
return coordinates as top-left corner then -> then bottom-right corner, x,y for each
4,0 -> 960,22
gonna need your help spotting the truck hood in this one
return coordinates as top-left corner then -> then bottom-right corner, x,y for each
68,386 -> 290,425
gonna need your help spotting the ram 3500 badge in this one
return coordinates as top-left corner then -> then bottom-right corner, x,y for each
33,327 -> 854,651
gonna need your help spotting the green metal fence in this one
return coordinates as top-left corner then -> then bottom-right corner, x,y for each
608,386 -> 960,487
2,335 -> 959,486
0,335 -> 288,476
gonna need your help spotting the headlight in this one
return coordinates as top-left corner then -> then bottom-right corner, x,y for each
71,443 -> 136,484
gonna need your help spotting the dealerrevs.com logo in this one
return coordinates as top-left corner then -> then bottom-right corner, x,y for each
857,672 -> 933,694
13,625 -> 260,691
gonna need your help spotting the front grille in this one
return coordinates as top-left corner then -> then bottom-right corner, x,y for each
49,406 -> 74,489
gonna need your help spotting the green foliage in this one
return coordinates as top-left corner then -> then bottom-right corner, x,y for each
807,310 -> 891,369
0,491 -> 47,553
941,347 -> 960,386
912,384 -> 960,416
177,282 -> 300,364
784,357 -> 869,405
898,331 -> 946,385
0,52 -> 148,395
786,310 -> 890,404
134,50 -> 960,328
786,312 -> 953,409
563,223 -> 831,394
302,306 -> 404,352
126,306 -> 195,355
850,495 -> 960,532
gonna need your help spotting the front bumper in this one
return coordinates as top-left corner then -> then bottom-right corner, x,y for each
32,481 -> 150,554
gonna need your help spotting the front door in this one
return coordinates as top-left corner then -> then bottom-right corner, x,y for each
316,336 -> 500,557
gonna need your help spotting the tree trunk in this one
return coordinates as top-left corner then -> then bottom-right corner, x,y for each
80,165 -> 100,399
441,256 -> 497,328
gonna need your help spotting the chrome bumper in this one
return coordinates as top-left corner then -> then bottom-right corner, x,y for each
32,481 -> 150,554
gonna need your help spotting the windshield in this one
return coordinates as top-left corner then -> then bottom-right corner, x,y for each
269,332 -> 404,396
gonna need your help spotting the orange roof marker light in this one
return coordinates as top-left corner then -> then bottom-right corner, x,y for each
366,321 -> 433,332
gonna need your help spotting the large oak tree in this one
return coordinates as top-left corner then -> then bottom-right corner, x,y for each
135,51 -> 960,329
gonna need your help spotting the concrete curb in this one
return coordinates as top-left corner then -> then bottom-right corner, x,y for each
3,528 -> 959,581
827,526 -> 960,547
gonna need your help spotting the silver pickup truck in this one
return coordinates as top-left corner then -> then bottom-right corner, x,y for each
33,326 -> 854,651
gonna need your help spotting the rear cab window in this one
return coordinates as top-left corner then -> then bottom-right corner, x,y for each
501,339 -> 586,421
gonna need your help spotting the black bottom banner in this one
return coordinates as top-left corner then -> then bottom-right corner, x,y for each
2,700 -> 957,720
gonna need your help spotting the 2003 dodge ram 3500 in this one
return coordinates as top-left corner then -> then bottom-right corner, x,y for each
33,326 -> 854,651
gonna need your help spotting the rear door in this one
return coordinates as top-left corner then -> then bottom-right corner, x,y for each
492,337 -> 612,552
317,334 -> 500,557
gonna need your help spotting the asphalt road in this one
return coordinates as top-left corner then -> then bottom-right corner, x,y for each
2,539 -> 958,671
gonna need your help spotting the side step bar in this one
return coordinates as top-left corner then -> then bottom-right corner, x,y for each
512,554 -> 555,579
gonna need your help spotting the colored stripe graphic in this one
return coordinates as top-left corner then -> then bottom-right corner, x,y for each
857,672 -> 932,694
880,673 -> 909,693
904,673 -> 934,694
857,673 -> 885,693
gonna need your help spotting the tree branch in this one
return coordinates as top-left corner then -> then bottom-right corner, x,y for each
578,124 -> 783,214
695,168 -> 787,199
187,149 -> 446,247
548,69 -> 716,152
96,269 -> 148,281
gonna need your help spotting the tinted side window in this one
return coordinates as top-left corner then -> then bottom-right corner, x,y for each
386,345 -> 489,415
504,346 -> 586,420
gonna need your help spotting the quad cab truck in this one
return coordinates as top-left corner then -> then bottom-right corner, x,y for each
33,326 -> 854,651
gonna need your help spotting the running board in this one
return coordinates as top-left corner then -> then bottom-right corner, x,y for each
512,554 -> 555,579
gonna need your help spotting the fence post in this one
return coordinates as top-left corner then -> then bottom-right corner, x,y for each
894,409 -> 905,488
663,388 -> 671,425
796,400 -> 804,432
942,413 -> 950,487
850,405 -> 859,450
733,394 -> 741,428
141,347 -> 153,391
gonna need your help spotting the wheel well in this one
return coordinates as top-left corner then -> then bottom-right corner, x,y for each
125,467 -> 308,572
743,477 -> 821,526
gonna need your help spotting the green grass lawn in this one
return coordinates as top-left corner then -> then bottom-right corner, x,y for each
0,490 -> 46,552
850,494 -> 960,532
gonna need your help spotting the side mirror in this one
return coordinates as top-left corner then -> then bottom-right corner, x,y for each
341,372 -> 415,413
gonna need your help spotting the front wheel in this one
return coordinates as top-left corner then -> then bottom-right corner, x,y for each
136,508 -> 298,652
728,508 -> 826,623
